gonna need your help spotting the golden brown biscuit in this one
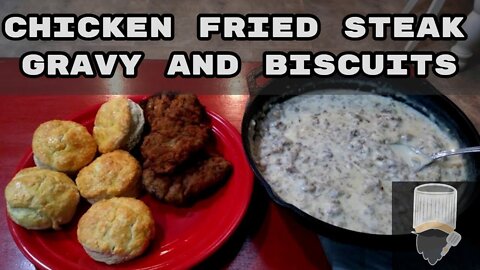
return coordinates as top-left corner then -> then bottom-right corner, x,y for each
5,167 -> 80,230
93,97 -> 131,153
93,97 -> 144,153
32,120 -> 97,173
77,197 -> 155,265
76,150 -> 142,204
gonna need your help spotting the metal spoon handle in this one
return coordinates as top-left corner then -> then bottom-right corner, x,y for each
432,146 -> 480,160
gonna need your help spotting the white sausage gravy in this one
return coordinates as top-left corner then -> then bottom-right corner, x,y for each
252,92 -> 466,234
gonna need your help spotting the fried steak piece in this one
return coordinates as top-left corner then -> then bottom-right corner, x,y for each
141,125 -> 210,174
141,94 -> 232,205
144,93 -> 208,132
141,94 -> 210,174
142,155 -> 232,205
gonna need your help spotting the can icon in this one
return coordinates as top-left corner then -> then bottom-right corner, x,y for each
413,183 -> 457,234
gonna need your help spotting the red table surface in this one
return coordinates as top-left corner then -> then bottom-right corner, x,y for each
0,59 -> 330,270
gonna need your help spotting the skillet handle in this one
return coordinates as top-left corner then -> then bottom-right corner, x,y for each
246,65 -> 264,97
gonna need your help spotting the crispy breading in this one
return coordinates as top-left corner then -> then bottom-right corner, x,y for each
144,93 -> 208,132
140,94 -> 232,205
142,155 -> 232,205
144,94 -> 172,128
141,94 -> 210,173
141,125 -> 210,174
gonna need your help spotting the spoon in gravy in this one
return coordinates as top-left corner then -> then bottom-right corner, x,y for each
391,144 -> 480,172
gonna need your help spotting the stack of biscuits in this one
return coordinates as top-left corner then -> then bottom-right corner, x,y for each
5,97 -> 155,265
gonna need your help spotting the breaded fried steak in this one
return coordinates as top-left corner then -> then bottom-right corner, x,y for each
144,93 -> 208,132
140,93 -> 232,205
141,94 -> 211,174
141,125 -> 210,174
142,155 -> 232,205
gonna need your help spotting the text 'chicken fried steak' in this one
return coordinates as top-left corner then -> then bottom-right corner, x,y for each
142,155 -> 232,205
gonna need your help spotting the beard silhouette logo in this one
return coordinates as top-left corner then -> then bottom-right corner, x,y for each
416,229 -> 448,265
412,184 -> 461,266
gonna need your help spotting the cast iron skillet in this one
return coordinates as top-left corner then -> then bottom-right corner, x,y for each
241,75 -> 480,249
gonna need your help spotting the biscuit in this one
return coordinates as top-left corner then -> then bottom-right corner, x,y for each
32,120 -> 97,173
126,99 -> 145,150
93,97 -> 144,153
77,197 -> 155,265
76,150 -> 142,204
5,167 -> 80,230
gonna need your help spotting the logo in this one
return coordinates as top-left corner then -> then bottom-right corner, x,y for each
412,183 -> 461,265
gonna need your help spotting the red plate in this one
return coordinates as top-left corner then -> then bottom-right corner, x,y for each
7,96 -> 253,270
